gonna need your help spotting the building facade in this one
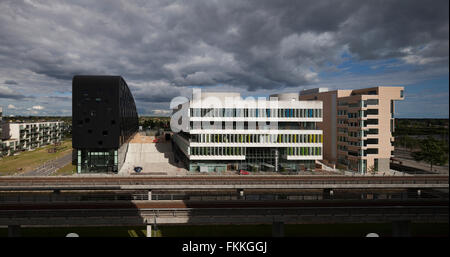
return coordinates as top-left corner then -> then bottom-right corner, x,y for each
172,91 -> 323,172
0,107 -> 3,157
1,121 -> 65,157
300,86 -> 404,173
72,75 -> 138,173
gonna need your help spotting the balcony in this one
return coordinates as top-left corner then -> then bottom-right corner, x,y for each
364,119 -> 378,128
362,99 -> 379,108
366,109 -> 379,115
364,148 -> 379,156
364,138 -> 378,146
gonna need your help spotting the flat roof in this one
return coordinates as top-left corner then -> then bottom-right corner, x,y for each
299,88 -> 329,95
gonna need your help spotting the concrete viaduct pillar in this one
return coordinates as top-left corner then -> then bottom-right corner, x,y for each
323,188 -> 334,200
146,225 -> 152,237
8,225 -> 21,237
148,190 -> 152,201
407,188 -> 422,199
237,189 -> 244,199
272,222 -> 284,237
392,220 -> 411,237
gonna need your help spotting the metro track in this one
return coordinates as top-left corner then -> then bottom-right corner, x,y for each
0,174 -> 448,183
1,199 -> 448,211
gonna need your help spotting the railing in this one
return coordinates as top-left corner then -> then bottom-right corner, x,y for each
0,191 -> 447,203
0,176 -> 447,187
0,205 -> 447,226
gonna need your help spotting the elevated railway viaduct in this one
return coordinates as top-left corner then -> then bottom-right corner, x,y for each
1,175 -> 448,237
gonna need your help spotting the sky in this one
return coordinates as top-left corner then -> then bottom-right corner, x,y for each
0,0 -> 448,118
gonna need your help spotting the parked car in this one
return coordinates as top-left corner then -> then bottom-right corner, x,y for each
134,166 -> 143,173
239,170 -> 250,175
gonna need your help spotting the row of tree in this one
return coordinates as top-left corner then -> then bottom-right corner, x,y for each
411,136 -> 449,171
139,117 -> 170,131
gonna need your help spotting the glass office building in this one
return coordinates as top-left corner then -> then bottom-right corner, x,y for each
172,92 -> 323,172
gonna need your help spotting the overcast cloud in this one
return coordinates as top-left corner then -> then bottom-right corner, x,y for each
0,0 -> 448,117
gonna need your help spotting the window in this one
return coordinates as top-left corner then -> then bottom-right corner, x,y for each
365,99 -> 379,105
366,119 -> 378,125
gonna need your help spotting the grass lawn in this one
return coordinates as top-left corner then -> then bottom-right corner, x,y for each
0,140 -> 72,175
0,223 -> 447,237
54,163 -> 76,176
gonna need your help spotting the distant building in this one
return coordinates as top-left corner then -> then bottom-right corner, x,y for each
0,107 -> 3,157
72,75 -> 138,173
172,91 -> 323,172
1,121 -> 66,157
300,86 -> 404,173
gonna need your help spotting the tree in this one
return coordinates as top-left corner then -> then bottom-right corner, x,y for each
412,136 -> 449,172
398,135 -> 419,151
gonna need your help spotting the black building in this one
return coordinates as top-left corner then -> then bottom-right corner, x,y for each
72,75 -> 138,173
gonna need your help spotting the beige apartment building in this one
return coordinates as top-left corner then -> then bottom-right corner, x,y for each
300,86 -> 404,173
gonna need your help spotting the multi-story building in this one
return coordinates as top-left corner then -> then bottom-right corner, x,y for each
172,91 -> 323,172
0,107 -> 3,157
1,138 -> 20,157
1,121 -> 66,156
72,75 -> 138,173
300,86 -> 404,173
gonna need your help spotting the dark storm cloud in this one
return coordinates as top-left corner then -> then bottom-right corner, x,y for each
0,85 -> 27,99
4,80 -> 18,85
0,0 -> 448,114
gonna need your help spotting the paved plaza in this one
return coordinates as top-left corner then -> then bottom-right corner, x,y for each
120,133 -> 188,175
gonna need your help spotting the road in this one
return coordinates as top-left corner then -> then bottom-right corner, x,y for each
394,147 -> 449,174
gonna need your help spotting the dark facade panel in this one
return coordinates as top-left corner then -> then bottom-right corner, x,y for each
72,75 -> 138,150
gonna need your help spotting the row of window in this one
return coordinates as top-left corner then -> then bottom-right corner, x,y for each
190,146 -> 244,156
189,146 -> 322,156
285,147 -> 322,156
337,110 -> 378,120
338,99 -> 379,107
348,131 -> 360,138
190,108 -> 322,118
339,129 -> 379,138
189,121 -> 319,130
347,112 -> 359,118
190,133 -> 323,144
348,141 -> 362,146
350,121 -> 361,127
338,121 -> 360,127
337,110 -> 347,116
338,145 -> 347,151
342,148 -> 379,157
338,136 -> 347,142
338,139 -> 363,147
